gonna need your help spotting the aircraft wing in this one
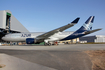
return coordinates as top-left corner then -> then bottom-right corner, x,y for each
84,28 -> 102,35
36,18 -> 80,40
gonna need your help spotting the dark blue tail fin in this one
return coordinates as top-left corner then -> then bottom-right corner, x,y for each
75,16 -> 94,33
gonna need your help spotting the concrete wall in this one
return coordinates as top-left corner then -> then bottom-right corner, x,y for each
11,15 -> 29,32
0,10 -> 6,29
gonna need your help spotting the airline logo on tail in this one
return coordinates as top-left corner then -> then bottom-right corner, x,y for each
83,16 -> 94,31
83,22 -> 93,30
73,16 -> 95,32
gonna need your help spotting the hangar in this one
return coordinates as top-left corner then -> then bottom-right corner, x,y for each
79,35 -> 105,43
0,10 -> 29,42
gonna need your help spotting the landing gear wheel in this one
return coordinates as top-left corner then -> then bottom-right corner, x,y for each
48,43 -> 51,46
44,43 -> 51,46
44,43 -> 47,46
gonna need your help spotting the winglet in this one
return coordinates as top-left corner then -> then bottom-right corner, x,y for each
71,18 -> 80,23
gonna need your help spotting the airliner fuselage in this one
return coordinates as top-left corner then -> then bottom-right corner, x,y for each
2,32 -> 71,42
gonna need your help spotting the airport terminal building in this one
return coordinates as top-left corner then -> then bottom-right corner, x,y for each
0,10 -> 29,42
0,10 -> 29,32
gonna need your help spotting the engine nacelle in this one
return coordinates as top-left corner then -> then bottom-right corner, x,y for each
26,38 -> 35,44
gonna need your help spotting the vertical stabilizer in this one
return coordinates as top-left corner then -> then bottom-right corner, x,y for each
75,16 -> 94,33
83,16 -> 94,30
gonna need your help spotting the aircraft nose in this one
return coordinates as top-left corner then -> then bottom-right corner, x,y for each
2,36 -> 6,41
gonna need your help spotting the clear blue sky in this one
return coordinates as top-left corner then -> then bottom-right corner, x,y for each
0,0 -> 105,35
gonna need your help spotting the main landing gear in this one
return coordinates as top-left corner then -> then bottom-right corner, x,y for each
44,41 -> 58,46
44,42 -> 51,46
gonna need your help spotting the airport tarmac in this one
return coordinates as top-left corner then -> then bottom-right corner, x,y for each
0,44 -> 105,70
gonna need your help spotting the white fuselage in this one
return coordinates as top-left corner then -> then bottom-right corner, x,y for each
2,32 -> 73,42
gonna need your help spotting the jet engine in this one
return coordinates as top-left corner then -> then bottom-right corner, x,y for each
26,38 -> 41,44
26,38 -> 35,44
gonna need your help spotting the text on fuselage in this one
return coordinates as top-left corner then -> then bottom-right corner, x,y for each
21,34 -> 31,37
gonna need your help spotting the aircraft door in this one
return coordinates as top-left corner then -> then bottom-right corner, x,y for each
6,12 -> 11,33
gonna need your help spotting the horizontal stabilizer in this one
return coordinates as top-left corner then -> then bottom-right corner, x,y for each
84,28 -> 102,35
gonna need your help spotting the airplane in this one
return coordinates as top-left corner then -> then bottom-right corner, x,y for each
2,16 -> 101,45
